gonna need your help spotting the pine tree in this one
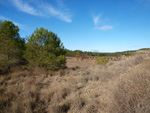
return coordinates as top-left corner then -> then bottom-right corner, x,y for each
25,27 -> 66,70
0,20 -> 25,70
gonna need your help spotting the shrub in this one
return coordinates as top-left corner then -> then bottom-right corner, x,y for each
24,27 -> 66,70
95,57 -> 109,65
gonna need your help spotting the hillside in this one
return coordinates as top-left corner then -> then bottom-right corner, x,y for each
0,53 -> 150,113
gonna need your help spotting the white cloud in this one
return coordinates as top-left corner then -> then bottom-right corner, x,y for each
47,6 -> 72,23
11,0 -> 39,16
9,0 -> 72,23
93,14 -> 100,25
0,15 -> 25,29
42,2 -> 72,23
92,13 -> 114,31
94,25 -> 114,31
13,22 -> 25,29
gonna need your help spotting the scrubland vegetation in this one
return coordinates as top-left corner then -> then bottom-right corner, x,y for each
0,20 -> 150,113
1,53 -> 150,113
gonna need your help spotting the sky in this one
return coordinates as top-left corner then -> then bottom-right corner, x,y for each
0,0 -> 150,52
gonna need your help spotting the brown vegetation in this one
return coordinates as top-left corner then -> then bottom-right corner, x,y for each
0,53 -> 150,113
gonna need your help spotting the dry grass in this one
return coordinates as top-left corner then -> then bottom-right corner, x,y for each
0,53 -> 150,113
66,57 -> 95,68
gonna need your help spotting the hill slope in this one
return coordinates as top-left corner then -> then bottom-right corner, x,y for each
0,54 -> 150,113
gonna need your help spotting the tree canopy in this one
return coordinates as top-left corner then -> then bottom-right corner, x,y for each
24,27 -> 66,70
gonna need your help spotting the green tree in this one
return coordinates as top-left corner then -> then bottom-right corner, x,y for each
24,27 -> 66,70
0,20 -> 25,70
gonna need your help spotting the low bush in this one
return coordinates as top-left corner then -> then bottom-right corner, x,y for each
95,57 -> 109,65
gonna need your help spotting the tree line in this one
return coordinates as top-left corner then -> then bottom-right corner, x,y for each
0,20 -> 66,73
65,49 -> 136,57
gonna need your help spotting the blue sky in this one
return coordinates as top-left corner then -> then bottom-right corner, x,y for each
0,0 -> 150,52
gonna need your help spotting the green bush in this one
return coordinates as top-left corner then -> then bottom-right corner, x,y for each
24,27 -> 66,70
95,57 -> 109,65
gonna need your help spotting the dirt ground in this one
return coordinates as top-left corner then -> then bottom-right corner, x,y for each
66,57 -> 120,68
66,57 -> 95,68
